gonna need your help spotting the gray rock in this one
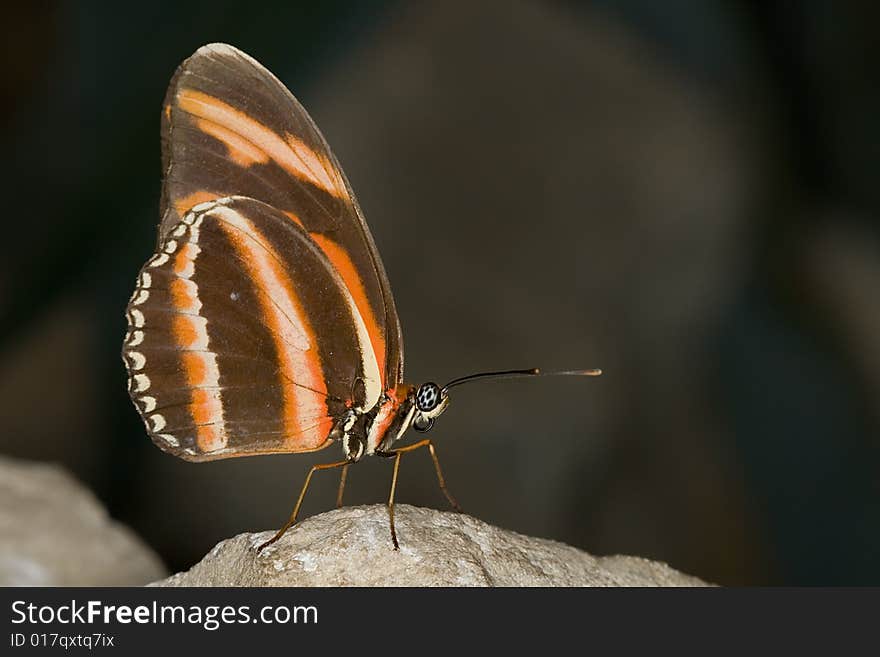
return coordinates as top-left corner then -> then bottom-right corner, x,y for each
153,505 -> 708,586
0,456 -> 166,586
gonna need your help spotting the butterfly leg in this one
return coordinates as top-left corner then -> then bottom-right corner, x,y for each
386,451 -> 403,550
257,459 -> 350,552
393,438 -> 463,512
377,439 -> 462,550
336,463 -> 350,508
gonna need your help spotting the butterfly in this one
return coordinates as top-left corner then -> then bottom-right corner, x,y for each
122,43 -> 601,551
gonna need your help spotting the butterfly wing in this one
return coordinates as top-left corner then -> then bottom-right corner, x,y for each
124,196 -> 384,461
159,43 -> 402,390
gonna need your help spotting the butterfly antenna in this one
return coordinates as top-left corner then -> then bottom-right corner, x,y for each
441,368 -> 602,394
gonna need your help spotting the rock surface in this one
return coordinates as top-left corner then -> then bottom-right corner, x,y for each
153,505 -> 708,586
0,456 -> 166,586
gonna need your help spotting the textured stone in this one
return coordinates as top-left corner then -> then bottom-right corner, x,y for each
153,505 -> 708,586
0,456 -> 166,586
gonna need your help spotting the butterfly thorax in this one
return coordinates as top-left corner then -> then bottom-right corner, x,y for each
337,384 -> 416,461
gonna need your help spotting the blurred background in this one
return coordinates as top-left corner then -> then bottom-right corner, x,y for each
2,0 -> 878,585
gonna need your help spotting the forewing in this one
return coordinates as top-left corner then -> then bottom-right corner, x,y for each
160,43 -> 403,388
123,197 -> 383,461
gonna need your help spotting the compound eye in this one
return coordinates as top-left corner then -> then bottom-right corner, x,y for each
416,382 -> 441,412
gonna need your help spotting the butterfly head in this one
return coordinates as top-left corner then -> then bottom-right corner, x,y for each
411,382 -> 450,433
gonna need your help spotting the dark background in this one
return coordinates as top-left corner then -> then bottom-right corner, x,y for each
2,0 -> 878,585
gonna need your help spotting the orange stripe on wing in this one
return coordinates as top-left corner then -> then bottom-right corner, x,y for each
173,190 -> 219,221
172,242 -> 200,278
181,351 -> 208,386
196,117 -> 269,167
169,277 -> 199,312
283,210 -> 305,228
188,389 -> 226,450
213,206 -> 330,450
176,88 -> 343,199
309,232 -> 387,384
169,235 -> 227,452
172,314 -> 208,350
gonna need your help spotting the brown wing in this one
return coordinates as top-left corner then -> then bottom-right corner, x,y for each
159,43 -> 403,389
123,197 -> 383,461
